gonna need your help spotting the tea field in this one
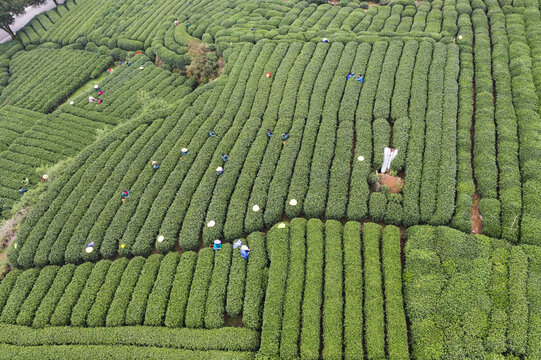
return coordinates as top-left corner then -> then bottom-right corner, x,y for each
0,0 -> 540,358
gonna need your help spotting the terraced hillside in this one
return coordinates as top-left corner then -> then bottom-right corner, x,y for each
0,0 -> 539,358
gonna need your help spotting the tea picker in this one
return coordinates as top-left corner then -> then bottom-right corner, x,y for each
240,245 -> 250,260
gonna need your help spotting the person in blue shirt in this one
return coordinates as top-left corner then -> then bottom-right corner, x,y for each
121,190 -> 130,201
221,154 -> 229,162
281,132 -> 289,141
152,161 -> 160,171
240,245 -> 250,260
347,72 -> 355,80
209,129 -> 216,137
322,38 -> 329,43
356,74 -> 364,84
213,239 -> 222,251
18,187 -> 28,194
266,129 -> 273,137
216,166 -> 224,176
181,148 -> 189,156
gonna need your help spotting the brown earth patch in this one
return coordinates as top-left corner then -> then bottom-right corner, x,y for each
471,192 -> 482,234
378,173 -> 404,193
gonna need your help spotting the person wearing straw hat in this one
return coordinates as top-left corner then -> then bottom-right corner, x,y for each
213,239 -> 222,251
240,245 -> 250,260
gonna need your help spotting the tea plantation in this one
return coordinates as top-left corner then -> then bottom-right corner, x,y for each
0,0 -> 539,358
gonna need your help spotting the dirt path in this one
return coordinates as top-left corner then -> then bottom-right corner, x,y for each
471,193 -> 482,234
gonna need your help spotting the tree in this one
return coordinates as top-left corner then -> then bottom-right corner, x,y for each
0,0 -> 47,40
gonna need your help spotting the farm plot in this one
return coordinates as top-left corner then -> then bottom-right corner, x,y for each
15,0 -> 465,58
0,219 -> 408,360
70,54 -> 196,119
0,48 -> 111,113
404,225 -> 541,359
0,105 -> 122,219
6,39 -> 464,265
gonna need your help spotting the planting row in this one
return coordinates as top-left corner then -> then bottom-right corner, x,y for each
71,54 -> 196,119
257,219 -> 408,359
404,225 -> 541,359
9,0 -> 469,55
0,105 -> 120,219
7,39 -> 465,264
0,244 -> 265,330
0,48 -> 111,113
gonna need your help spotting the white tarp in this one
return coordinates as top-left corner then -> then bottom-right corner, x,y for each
380,147 -> 398,173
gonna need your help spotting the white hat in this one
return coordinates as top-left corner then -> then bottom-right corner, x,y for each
458,35 -> 463,40
85,246 -> 93,253
207,220 -> 216,227
216,166 -> 223,172
69,101 -> 74,105
94,84 -> 99,89
42,174 -> 49,181
289,199 -> 297,206
241,245 -> 249,251
252,204 -> 260,212
139,66 -> 144,70
214,239 -> 221,244
357,155 -> 365,161
157,235 -> 164,243
278,223 -> 286,229
182,148 -> 188,152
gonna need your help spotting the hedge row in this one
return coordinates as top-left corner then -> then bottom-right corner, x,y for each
0,48 -> 111,113
382,225 -> 409,359
347,41 -> 387,220
165,252 -> 197,328
343,221 -> 363,359
263,43 -> 326,226
322,220 -> 343,359
326,43 -> 371,219
402,41 -> 433,226
303,42 -> 352,219
0,324 -> 259,352
242,232 -> 268,330
451,14 -> 474,233
430,43 -> 459,225
144,252 -> 180,326
485,0 -> 521,242
259,223 -> 290,357
505,11 -> 541,245
204,244 -> 232,329
279,218 -> 306,359
419,42 -> 446,223
300,219 -> 324,360
363,223 -> 385,359
286,43 -> 342,219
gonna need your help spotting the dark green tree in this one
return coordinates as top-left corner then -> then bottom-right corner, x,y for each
0,0 -> 47,39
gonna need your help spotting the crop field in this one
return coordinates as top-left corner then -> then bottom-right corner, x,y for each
0,0 -> 540,358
